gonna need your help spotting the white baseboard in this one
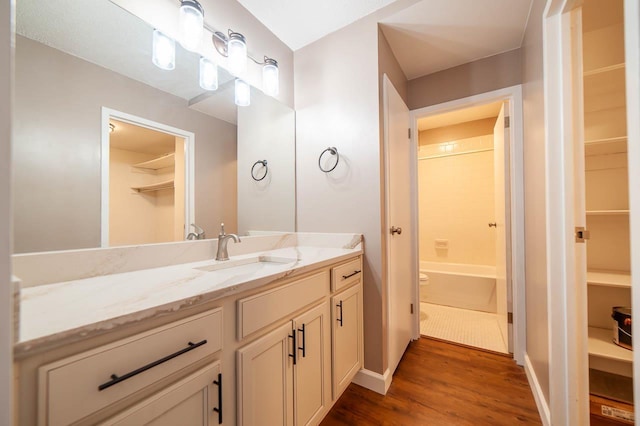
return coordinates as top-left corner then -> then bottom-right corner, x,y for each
352,368 -> 392,395
524,353 -> 551,426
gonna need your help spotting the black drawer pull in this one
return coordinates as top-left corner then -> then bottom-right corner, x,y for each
213,373 -> 223,424
288,332 -> 297,365
298,324 -> 306,358
98,339 -> 208,391
337,301 -> 343,327
342,270 -> 361,280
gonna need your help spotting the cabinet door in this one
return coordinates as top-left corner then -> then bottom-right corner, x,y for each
104,362 -> 222,426
292,302 -> 331,426
331,283 -> 363,399
237,322 -> 294,426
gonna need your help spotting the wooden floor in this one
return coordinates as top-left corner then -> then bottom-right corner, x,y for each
321,337 -> 541,425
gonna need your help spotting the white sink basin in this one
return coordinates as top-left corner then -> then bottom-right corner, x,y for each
194,255 -> 297,273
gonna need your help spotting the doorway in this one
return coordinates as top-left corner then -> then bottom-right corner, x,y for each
415,101 -> 509,354
409,86 -> 526,364
101,108 -> 195,247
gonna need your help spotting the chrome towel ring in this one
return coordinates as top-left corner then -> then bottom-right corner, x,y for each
251,160 -> 268,181
318,147 -> 339,173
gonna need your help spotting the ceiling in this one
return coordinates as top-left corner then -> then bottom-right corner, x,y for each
240,0 -> 533,80
417,101 -> 503,131
109,119 -> 176,154
236,0 -> 400,51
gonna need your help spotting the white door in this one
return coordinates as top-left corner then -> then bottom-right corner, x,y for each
493,103 -> 511,352
384,75 -> 413,375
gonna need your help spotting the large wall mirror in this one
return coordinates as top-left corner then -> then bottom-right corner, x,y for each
13,0 -> 296,254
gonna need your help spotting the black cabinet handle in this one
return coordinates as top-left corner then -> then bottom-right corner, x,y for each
213,373 -> 222,424
98,339 -> 207,391
288,331 -> 297,365
298,324 -> 306,358
337,301 -> 343,327
342,270 -> 361,280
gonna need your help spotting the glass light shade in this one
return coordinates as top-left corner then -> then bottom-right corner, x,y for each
179,0 -> 204,52
235,78 -> 250,106
199,57 -> 218,91
262,58 -> 279,96
227,32 -> 247,75
152,30 -> 175,70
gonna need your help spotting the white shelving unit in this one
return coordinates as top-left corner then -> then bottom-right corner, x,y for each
130,179 -> 174,193
582,0 -> 633,410
132,153 -> 175,170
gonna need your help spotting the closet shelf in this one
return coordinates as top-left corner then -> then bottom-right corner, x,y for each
131,179 -> 174,193
584,63 -> 625,77
587,271 -> 631,288
588,327 -> 633,364
132,153 -> 175,170
586,210 -> 630,216
585,136 -> 627,145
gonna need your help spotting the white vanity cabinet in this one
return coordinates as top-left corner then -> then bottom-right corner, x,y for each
103,362 -> 222,426
331,281 -> 363,399
37,308 -> 223,426
236,276 -> 332,426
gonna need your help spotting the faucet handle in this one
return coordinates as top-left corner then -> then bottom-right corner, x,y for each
219,223 -> 226,237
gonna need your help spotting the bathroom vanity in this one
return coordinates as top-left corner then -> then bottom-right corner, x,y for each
13,233 -> 364,425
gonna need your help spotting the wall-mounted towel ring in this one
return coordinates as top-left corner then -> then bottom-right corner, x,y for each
251,160 -> 268,181
318,147 -> 339,173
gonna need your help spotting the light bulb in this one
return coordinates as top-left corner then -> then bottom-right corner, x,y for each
235,78 -> 250,106
179,0 -> 204,52
199,57 -> 218,91
152,30 -> 175,70
227,32 -> 247,75
262,57 -> 279,96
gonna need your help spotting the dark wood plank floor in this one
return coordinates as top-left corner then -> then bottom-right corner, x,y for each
321,337 -> 542,425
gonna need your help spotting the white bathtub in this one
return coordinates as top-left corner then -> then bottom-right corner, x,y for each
419,261 -> 497,313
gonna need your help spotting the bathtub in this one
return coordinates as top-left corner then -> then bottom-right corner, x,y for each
419,261 -> 497,313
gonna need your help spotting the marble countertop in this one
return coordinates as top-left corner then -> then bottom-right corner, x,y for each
16,241 -> 362,356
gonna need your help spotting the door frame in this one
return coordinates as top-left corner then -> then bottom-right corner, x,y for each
409,85 -> 526,365
100,107 -> 195,247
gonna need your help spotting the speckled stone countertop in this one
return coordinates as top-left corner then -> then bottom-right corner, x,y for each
15,233 -> 363,356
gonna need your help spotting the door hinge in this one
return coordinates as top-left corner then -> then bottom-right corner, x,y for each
575,226 -> 591,243
410,303 -> 414,314
507,312 -> 513,324
408,128 -> 411,139
504,116 -> 510,128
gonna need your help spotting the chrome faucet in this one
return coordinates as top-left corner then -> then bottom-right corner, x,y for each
215,223 -> 241,261
186,224 -> 205,240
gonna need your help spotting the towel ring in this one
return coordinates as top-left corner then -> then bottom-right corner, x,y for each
251,160 -> 268,181
318,147 -> 339,173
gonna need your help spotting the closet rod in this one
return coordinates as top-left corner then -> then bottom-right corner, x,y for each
418,147 -> 493,161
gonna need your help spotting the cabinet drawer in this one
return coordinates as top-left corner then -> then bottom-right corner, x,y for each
238,271 -> 329,340
38,308 -> 223,426
331,257 -> 362,292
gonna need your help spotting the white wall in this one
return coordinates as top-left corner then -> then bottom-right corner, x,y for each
0,1 -> 12,423
522,0 -> 550,405
295,0 -> 419,374
418,136 -> 496,266
237,91 -> 296,234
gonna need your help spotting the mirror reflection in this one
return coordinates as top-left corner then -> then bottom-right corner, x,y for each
13,0 -> 295,254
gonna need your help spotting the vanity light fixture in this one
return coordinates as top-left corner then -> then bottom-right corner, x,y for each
262,57 -> 279,96
199,57 -> 218,91
235,78 -> 250,106
227,31 -> 247,75
178,0 -> 204,52
152,29 -> 175,70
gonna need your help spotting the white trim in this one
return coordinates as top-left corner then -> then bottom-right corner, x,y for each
100,108 -> 195,247
409,85 -> 526,365
524,353 -> 551,426
624,0 -> 640,411
542,1 -> 589,424
352,368 -> 392,395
